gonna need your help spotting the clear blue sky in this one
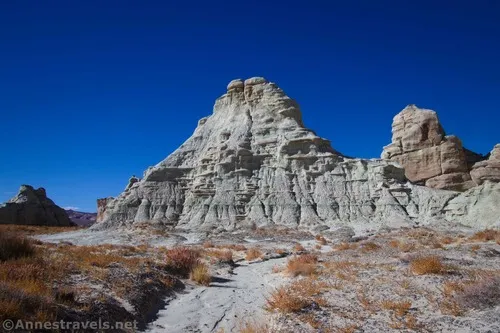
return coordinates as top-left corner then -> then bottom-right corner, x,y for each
1,1 -> 498,212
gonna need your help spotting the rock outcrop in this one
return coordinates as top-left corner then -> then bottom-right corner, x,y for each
382,105 -> 485,191
96,78 -> 499,231
97,197 -> 113,223
470,144 -> 500,185
0,185 -> 74,226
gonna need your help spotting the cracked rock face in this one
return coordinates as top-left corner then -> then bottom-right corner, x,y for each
381,105 -> 484,191
0,185 -> 73,226
97,79 -> 498,231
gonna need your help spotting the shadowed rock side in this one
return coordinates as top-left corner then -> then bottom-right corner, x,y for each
96,78 -> 500,231
0,185 -> 74,226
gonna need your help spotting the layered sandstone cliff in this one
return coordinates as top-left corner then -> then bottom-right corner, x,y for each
96,78 -> 499,231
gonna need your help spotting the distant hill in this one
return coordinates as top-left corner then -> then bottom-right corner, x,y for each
65,210 -> 96,227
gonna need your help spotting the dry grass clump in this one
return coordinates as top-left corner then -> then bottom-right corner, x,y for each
360,241 -> 381,252
292,243 -> 305,252
333,242 -> 358,251
469,229 -> 500,242
245,247 -> 263,261
409,256 -> 445,275
380,299 -> 412,317
190,263 -> 211,286
266,286 -> 309,313
286,254 -> 318,277
165,247 -> 201,277
0,233 -> 35,261
388,239 -> 416,252
266,278 -> 326,313
315,235 -> 327,245
205,249 -> 233,263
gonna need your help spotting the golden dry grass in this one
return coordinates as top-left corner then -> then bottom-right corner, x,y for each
0,224 -> 82,236
0,233 -> 35,261
380,299 -> 412,317
360,241 -> 381,252
245,247 -> 263,261
409,256 -> 445,275
190,263 -> 211,286
266,277 -> 327,314
266,286 -> 309,313
469,229 -> 500,242
286,254 -> 318,277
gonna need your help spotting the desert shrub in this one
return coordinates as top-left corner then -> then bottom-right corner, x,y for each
455,276 -> 500,309
409,256 -> 445,275
245,248 -> 263,261
286,254 -> 318,277
165,247 -> 201,277
190,263 -> 211,286
0,233 -> 35,261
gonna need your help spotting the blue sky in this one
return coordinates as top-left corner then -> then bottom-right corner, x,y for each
0,1 -> 498,212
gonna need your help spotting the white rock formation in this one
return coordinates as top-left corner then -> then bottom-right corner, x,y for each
96,78 -> 499,231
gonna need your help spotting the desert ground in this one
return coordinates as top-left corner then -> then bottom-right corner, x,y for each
1,224 -> 500,332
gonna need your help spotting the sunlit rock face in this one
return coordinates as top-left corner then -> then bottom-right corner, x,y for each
96,78 -> 499,231
382,105 -> 486,191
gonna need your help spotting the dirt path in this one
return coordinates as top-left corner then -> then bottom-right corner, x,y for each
144,257 -> 288,333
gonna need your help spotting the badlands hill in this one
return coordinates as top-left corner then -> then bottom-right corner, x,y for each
0,185 -> 74,226
96,77 -> 500,232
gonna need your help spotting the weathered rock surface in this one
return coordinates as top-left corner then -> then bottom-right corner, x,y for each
96,79 -> 499,231
0,185 -> 74,226
97,197 -> 113,223
382,105 -> 484,191
470,144 -> 500,185
444,181 -> 500,229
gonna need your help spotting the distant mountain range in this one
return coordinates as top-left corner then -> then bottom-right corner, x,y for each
65,210 -> 96,226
